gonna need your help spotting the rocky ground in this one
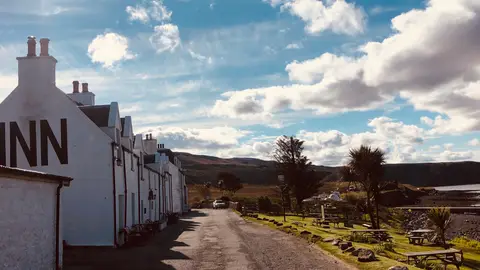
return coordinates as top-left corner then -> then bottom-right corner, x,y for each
403,211 -> 480,241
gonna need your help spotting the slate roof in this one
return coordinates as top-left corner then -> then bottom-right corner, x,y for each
157,148 -> 175,164
0,165 -> 73,185
144,154 -> 156,164
79,105 -> 110,127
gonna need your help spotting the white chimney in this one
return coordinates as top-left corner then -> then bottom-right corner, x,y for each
17,36 -> 57,88
66,81 -> 95,106
143,133 -> 157,155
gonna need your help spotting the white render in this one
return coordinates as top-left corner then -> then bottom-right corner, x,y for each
0,169 -> 71,270
0,37 -> 171,247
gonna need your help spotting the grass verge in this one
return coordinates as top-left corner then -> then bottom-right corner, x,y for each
240,213 -> 480,270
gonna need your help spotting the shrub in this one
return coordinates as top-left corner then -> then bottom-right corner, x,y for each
258,196 -> 272,213
219,196 -> 231,202
427,207 -> 452,247
270,203 -> 283,215
348,233 -> 369,243
450,236 -> 480,251
373,244 -> 385,255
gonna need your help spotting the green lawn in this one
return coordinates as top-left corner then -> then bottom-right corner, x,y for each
243,213 -> 480,270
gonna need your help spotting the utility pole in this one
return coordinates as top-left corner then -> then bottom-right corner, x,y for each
278,175 -> 287,222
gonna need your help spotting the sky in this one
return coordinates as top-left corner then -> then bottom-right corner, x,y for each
0,0 -> 479,166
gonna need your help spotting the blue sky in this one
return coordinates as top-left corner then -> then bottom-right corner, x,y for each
0,0 -> 479,165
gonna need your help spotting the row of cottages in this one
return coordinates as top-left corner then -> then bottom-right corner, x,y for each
0,36 -> 188,248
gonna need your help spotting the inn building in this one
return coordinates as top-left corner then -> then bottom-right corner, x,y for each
0,36 -> 188,247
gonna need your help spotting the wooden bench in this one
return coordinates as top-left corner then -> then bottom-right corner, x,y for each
408,236 -> 426,245
403,249 -> 463,269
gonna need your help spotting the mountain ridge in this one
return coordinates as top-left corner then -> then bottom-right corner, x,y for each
176,152 -> 480,187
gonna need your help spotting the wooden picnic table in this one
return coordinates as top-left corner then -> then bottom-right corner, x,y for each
403,249 -> 463,269
408,229 -> 435,245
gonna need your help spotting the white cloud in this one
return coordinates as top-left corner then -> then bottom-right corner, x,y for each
211,0 -> 480,135
87,32 -> 135,68
369,5 -> 397,15
150,126 -> 251,150
285,42 -> 303,49
468,138 -> 480,146
139,116 -> 478,166
268,0 -> 366,35
126,5 -> 150,23
149,24 -> 181,54
126,0 -> 172,24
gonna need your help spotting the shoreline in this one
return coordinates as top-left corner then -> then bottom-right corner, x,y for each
416,189 -> 480,207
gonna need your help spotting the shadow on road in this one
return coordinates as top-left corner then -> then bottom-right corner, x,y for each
64,211 -> 203,270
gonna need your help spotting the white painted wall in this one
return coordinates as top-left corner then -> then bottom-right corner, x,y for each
0,53 -> 115,246
0,176 -> 59,270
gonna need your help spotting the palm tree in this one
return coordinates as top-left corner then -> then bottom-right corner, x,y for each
427,207 -> 452,248
345,145 -> 385,229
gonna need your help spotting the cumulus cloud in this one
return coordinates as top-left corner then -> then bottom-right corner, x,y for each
149,24 -> 181,53
266,0 -> 366,35
87,32 -> 135,68
141,117 -> 478,166
126,0 -> 172,24
152,126 -> 251,150
211,0 -> 480,134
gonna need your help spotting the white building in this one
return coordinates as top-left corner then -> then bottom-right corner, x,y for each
0,36 -> 170,247
0,165 -> 72,270
143,140 -> 188,215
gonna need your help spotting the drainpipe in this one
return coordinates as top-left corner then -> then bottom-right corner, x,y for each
122,148 -> 127,227
122,148 -> 128,245
111,142 -> 118,247
137,160 -> 141,224
55,182 -> 63,270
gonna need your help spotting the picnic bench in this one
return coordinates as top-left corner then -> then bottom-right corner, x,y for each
313,217 -> 341,227
351,229 -> 393,242
403,249 -> 463,269
407,229 -> 434,245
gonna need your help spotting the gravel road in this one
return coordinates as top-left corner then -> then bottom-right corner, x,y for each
64,209 -> 355,270
164,209 -> 354,270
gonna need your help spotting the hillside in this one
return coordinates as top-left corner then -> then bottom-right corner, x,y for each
176,152 -> 480,187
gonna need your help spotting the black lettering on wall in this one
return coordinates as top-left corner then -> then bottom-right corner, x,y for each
0,123 -> 5,166
40,118 -> 68,166
10,121 -> 37,167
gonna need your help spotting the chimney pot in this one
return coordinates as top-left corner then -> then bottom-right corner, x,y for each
27,36 -> 36,57
72,81 -> 79,93
39,38 -> 50,56
82,83 -> 88,93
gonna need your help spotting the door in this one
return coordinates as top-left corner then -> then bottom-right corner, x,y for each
131,193 -> 135,225
118,195 -> 125,229
141,200 -> 144,222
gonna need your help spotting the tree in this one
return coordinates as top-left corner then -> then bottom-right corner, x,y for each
343,145 -> 385,229
217,172 -> 243,195
427,207 -> 452,248
273,135 -> 324,210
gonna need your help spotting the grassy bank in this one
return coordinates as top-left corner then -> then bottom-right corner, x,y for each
241,213 -> 480,270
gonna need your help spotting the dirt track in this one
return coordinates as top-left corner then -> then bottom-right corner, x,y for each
64,209 -> 355,270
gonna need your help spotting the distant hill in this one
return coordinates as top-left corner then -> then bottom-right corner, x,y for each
176,152 -> 480,187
